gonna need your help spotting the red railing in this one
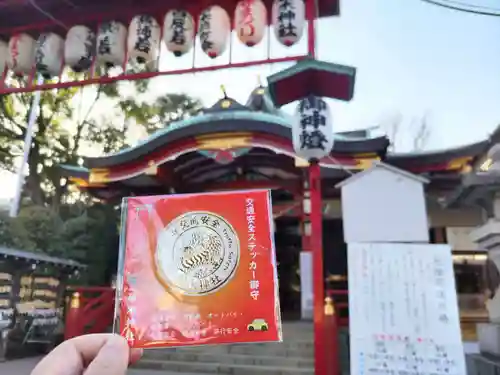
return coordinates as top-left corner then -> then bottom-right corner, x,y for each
62,286 -> 348,340
64,286 -> 116,340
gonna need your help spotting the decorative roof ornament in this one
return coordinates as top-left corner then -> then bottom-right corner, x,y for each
221,84 -> 228,98
220,85 -> 231,108
204,85 -> 248,114
255,75 -> 265,95
245,81 -> 279,114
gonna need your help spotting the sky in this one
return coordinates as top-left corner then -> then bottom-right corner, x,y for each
2,0 -> 500,201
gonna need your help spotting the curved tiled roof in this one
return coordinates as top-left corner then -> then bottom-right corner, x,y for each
81,88 -> 390,169
385,140 -> 489,169
60,84 -> 497,203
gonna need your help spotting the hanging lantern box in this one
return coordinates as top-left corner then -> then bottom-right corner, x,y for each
35,32 -> 65,79
65,25 -> 96,73
0,40 -> 8,75
7,33 -> 36,76
163,10 -> 195,57
272,0 -> 306,47
235,0 -> 267,47
96,21 -> 128,68
128,15 -> 161,64
0,0 -> 341,94
198,5 -> 231,58
266,58 -> 357,107
0,0 -> 339,37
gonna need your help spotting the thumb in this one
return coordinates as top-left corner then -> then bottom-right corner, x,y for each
84,335 -> 130,375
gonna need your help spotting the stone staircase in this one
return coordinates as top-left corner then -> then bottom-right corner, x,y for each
134,322 -> 315,375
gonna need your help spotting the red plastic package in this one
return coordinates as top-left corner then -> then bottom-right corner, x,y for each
114,189 -> 282,348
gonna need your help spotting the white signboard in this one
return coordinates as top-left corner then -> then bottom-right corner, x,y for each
300,251 -> 313,319
348,243 -> 466,375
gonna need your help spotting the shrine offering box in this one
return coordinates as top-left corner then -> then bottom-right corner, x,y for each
114,190 -> 282,348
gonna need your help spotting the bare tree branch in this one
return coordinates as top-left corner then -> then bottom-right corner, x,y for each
382,111 -> 431,152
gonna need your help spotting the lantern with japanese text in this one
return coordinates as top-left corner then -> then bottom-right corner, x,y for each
272,0 -> 305,47
163,10 -> 195,57
7,33 -> 35,76
292,96 -> 334,161
234,0 -> 267,47
198,5 -> 230,58
35,33 -> 64,78
0,41 -> 8,74
128,15 -> 161,64
65,25 -> 96,73
96,21 -> 127,68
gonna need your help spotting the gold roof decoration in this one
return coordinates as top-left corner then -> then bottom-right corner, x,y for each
220,85 -> 231,109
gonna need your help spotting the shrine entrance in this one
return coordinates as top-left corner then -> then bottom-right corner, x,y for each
274,217 -> 302,320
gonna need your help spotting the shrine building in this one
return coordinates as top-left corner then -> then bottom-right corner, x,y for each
60,86 -> 495,327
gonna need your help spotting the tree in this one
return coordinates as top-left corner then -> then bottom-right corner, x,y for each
0,203 -> 120,285
0,75 -> 202,210
381,111 -> 432,152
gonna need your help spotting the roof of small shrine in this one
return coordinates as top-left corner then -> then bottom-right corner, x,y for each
59,85 -> 494,200
0,246 -> 84,269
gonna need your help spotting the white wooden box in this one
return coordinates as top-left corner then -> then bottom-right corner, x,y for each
336,162 -> 429,243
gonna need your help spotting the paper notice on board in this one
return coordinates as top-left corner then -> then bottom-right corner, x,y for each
348,243 -> 466,375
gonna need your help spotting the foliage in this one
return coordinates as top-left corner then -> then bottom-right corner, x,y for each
0,70 -> 203,285
0,75 -> 202,210
0,203 -> 119,285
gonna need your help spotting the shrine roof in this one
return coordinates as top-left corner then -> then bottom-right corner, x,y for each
385,140 -> 488,167
0,246 -> 84,269
0,0 -> 338,38
58,87 -> 498,201
428,125 -> 500,208
76,88 -> 390,170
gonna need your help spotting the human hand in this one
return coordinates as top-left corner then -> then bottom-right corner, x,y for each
31,334 -> 143,375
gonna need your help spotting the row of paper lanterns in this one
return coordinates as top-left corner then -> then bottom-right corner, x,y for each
0,0 -> 305,79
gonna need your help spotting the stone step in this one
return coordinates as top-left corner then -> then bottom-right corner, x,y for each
141,352 -> 313,368
228,344 -> 313,357
143,343 -> 314,359
135,359 -> 314,375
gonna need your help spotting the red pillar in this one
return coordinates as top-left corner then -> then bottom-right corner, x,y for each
324,297 -> 340,375
309,160 -> 326,375
306,0 -> 316,57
